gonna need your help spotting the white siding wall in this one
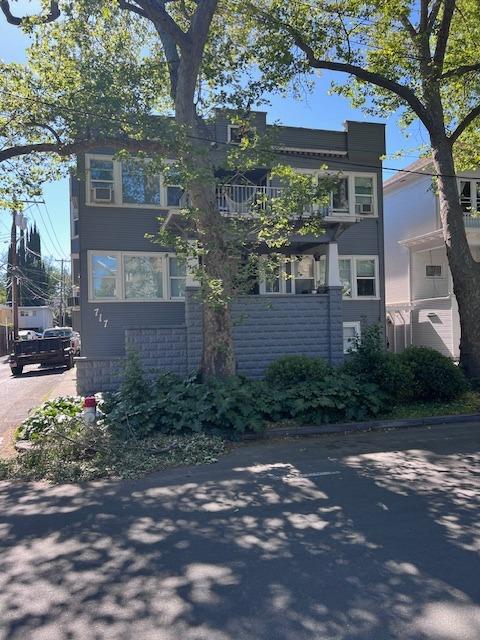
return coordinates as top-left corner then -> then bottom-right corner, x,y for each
411,247 -> 450,300
384,176 -> 438,304
411,299 -> 454,358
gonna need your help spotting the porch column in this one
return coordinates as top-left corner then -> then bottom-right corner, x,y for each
327,242 -> 341,287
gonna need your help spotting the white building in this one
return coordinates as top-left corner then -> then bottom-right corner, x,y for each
384,158 -> 480,359
18,306 -> 54,333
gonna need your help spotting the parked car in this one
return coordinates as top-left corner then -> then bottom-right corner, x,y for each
18,330 -> 38,341
10,335 -> 74,376
43,327 -> 81,355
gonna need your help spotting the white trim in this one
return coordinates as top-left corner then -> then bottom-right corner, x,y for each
343,321 -> 361,354
85,154 -> 183,210
87,250 -> 186,303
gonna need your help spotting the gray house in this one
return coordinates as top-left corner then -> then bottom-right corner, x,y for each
71,112 -> 386,394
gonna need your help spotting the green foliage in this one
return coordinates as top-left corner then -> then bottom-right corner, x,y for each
399,346 -> 469,401
343,325 -> 415,402
276,374 -> 386,425
15,396 -> 83,442
1,417 -> 226,483
265,354 -> 331,388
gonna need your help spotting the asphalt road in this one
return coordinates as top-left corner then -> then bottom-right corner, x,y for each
1,422 -> 479,640
0,361 -> 77,456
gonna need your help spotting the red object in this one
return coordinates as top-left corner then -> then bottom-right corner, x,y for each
84,396 -> 97,408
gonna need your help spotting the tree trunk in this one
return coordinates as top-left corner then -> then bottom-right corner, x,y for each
174,74 -> 236,380
430,135 -> 480,380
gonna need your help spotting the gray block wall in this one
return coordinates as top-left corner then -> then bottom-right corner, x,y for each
76,287 -> 345,394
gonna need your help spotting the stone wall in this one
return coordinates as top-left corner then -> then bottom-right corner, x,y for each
75,287 -> 344,394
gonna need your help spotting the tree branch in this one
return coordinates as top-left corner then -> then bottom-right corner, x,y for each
426,0 -> 443,33
0,135 -> 174,164
433,0 -> 455,69
132,0 -> 191,49
26,122 -> 63,145
441,63 -> 480,80
118,1 -> 149,20
0,0 -> 60,25
449,103 -> 480,144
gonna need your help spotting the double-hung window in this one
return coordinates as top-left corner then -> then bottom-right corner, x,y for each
343,322 -> 361,354
88,251 -> 186,302
354,176 -> 374,215
122,162 -> 161,205
339,256 -> 379,299
331,177 -> 349,213
260,256 -> 317,294
164,168 -> 184,207
90,159 -> 115,203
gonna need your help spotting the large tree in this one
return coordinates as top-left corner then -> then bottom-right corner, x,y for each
239,0 -> 480,379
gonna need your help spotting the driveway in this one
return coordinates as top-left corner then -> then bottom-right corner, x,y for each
1,422 -> 479,640
0,361 -> 77,457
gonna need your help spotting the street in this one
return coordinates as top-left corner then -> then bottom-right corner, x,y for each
0,360 -> 77,457
0,422 -> 479,640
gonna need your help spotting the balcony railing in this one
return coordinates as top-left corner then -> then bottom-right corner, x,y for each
463,211 -> 480,227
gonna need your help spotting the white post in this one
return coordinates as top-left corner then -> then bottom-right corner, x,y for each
327,242 -> 341,287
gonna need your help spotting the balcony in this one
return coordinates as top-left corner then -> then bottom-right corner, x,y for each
463,211 -> 480,228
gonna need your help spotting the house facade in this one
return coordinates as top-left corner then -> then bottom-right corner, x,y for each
18,306 -> 54,333
384,158 -> 480,359
71,112 -> 386,394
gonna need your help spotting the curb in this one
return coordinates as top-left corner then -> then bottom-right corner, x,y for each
243,412 -> 480,440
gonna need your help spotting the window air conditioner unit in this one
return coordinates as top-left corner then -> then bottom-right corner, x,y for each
356,202 -> 373,214
93,187 -> 113,203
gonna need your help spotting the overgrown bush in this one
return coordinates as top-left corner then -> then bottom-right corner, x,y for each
274,373 -> 386,424
343,325 -> 416,402
15,396 -> 84,442
399,346 -> 468,401
265,355 -> 331,387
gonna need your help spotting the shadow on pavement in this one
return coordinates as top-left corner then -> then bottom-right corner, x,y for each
11,366 -> 70,379
0,428 -> 479,639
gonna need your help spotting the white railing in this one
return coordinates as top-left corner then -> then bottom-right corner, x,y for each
463,211 -> 480,227
216,184 -> 283,215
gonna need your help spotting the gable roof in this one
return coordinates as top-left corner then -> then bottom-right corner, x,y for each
383,157 -> 432,191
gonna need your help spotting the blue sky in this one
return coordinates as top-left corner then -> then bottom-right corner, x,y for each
0,1 -> 428,261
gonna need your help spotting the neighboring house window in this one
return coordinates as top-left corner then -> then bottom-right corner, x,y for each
121,162 -> 161,205
90,159 -> 115,203
426,265 -> 442,277
293,256 -> 316,294
338,256 -> 379,299
164,169 -> 184,207
260,256 -> 317,294
20,310 -> 36,317
169,257 -> 186,298
459,179 -> 480,212
343,322 -> 361,354
88,251 -> 184,302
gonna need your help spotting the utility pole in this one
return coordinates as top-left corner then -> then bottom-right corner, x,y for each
59,258 -> 65,326
10,209 -> 18,340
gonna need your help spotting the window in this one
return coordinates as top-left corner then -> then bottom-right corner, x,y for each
339,259 -> 353,298
164,168 -> 184,207
331,177 -> 349,212
122,162 -> 160,205
293,256 -> 315,294
88,252 -> 185,302
343,322 -> 361,354
124,255 -> 164,300
339,256 -> 379,299
228,125 -> 246,144
91,253 -> 119,300
90,159 -> 114,203
459,179 -> 480,213
356,258 -> 376,296
426,265 -> 442,278
354,176 -> 374,215
169,257 -> 186,298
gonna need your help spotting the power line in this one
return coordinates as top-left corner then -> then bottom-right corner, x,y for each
40,201 -> 68,259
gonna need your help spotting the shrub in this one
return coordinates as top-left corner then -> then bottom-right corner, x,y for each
343,325 -> 416,402
265,355 -> 330,388
399,346 -> 468,401
16,396 -> 83,442
277,373 -> 386,424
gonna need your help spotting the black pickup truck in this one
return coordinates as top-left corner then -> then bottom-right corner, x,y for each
10,337 -> 75,376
